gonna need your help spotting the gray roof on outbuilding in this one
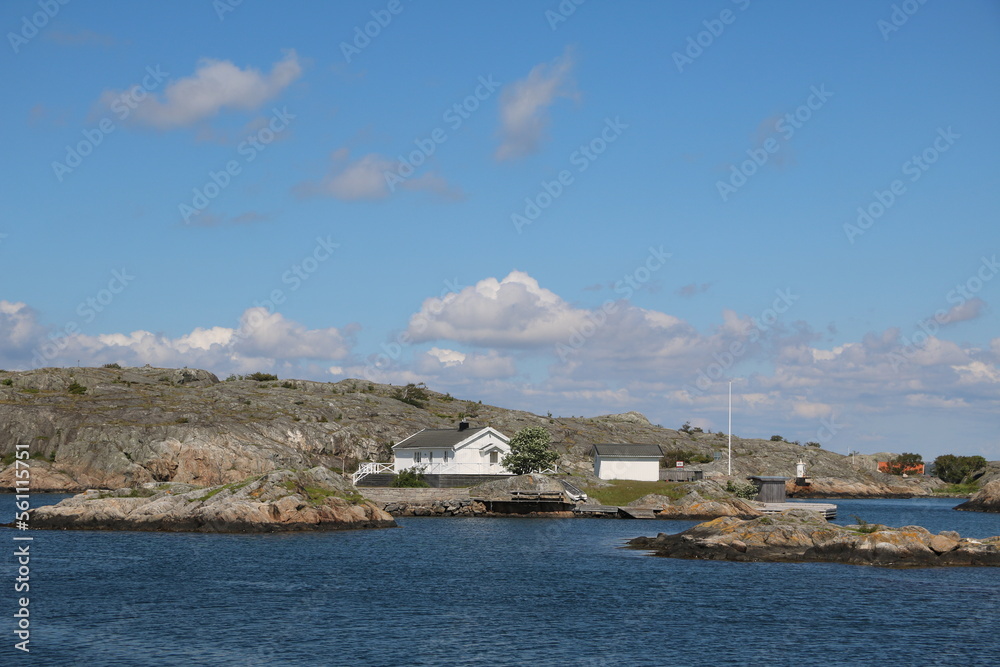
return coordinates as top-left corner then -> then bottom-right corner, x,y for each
591,444 -> 664,458
392,427 -> 489,450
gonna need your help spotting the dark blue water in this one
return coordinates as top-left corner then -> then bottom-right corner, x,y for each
2,495 -> 998,666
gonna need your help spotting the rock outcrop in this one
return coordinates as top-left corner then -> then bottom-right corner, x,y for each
469,473 -> 567,501
24,468 -> 395,533
0,365 -> 979,499
627,510 -> 1000,567
955,480 -> 1000,513
628,491 -> 761,519
627,480 -> 762,519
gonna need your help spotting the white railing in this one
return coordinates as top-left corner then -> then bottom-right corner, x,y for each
352,462 -> 394,485
413,462 -> 511,476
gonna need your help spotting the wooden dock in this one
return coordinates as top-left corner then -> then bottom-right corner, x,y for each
760,502 -> 837,519
573,504 -> 657,519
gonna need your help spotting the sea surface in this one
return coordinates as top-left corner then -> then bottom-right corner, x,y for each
2,495 -> 999,666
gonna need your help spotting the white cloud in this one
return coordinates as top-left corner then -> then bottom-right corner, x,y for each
495,48 -> 576,160
408,271 -> 592,347
296,151 -> 463,202
102,51 -> 302,130
0,305 -> 352,375
940,297 -> 986,324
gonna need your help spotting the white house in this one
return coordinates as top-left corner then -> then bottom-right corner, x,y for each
592,444 -> 663,482
392,422 -> 511,475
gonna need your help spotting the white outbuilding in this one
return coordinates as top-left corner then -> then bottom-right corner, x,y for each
392,422 -> 511,475
592,444 -> 663,482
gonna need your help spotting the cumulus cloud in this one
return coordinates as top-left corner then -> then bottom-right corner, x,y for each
100,51 -> 302,130
495,48 -> 576,160
295,150 -> 462,201
407,271 -> 592,347
0,304 -> 353,375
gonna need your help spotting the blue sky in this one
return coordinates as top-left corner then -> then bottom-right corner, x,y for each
2,0 -> 999,460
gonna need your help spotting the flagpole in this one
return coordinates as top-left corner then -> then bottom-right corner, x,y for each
728,380 -> 732,476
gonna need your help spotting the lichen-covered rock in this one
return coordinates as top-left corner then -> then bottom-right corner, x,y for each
25,467 -> 395,533
627,490 -> 761,519
955,480 -> 1000,513
627,510 -> 1000,567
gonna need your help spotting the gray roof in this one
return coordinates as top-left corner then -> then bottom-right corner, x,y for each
393,427 -> 490,450
591,444 -> 663,458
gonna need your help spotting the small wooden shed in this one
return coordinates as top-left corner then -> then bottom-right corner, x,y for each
748,476 -> 788,503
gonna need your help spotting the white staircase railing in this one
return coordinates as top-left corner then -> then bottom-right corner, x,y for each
352,462 -> 394,485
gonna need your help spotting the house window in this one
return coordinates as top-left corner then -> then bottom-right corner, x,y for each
443,451 -> 450,462
414,452 -> 421,464
429,451 -> 434,464
490,451 -> 498,464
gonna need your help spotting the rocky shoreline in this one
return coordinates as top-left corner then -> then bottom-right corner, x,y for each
21,468 -> 395,533
955,480 -> 1000,513
627,510 -> 1000,567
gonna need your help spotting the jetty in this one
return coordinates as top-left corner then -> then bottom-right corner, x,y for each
760,502 -> 837,520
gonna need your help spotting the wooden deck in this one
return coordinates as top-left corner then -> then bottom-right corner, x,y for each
760,502 -> 837,519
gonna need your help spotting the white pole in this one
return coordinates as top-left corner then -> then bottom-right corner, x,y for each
728,380 -> 732,476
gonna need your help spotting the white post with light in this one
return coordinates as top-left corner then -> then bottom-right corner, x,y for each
728,380 -> 732,476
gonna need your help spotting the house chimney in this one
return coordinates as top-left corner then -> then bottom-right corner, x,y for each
458,420 -> 469,432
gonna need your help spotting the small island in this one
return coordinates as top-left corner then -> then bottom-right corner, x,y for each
627,509 -> 1000,567
25,467 -> 396,533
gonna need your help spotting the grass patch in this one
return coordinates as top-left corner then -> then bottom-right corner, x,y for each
583,480 -> 691,506
190,475 -> 264,502
933,482 -> 980,495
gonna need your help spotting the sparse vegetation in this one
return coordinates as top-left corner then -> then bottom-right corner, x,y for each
849,515 -> 881,534
102,363 -> 122,369
805,441 -> 821,448
391,467 -> 430,488
584,480 -> 690,506
248,372 -> 279,382
394,382 -> 430,408
660,449 -> 713,467
933,482 -> 980,495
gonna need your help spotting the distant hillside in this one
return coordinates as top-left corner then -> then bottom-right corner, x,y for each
0,366 -> 956,494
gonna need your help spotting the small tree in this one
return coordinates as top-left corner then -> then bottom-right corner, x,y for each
501,427 -> 558,475
885,452 -> 924,475
770,435 -> 784,442
394,383 -> 429,409
933,454 -> 987,484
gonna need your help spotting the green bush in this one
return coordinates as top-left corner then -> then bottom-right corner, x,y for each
1,378 -> 12,386
102,363 -> 122,369
392,467 -> 430,488
770,435 -> 784,442
660,449 -> 713,467
725,479 -> 758,500
247,372 -> 279,382
67,381 -> 87,395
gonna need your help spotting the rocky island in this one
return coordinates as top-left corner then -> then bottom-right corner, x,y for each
955,480 -> 1000,513
25,467 -> 395,533
627,510 -> 1000,567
